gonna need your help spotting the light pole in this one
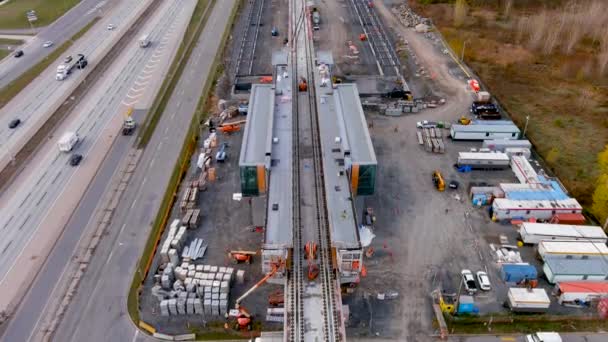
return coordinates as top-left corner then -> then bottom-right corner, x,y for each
461,40 -> 468,61
523,115 -> 530,138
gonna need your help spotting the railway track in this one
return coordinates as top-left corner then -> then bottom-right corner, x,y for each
349,0 -> 402,79
234,0 -> 264,76
286,0 -> 341,340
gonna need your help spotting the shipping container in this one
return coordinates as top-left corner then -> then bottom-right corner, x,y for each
450,123 -> 520,141
504,147 -> 531,159
555,281 -> 608,304
506,288 -> 550,312
492,198 -> 583,221
538,241 -> 608,261
544,257 -> 608,284
501,263 -> 538,283
510,155 -> 539,184
482,139 -> 532,152
518,222 -> 607,244
551,213 -> 586,225
457,152 -> 510,170
457,295 -> 477,314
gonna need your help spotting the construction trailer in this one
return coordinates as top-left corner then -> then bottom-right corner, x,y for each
450,121 -> 520,141
456,152 -> 510,170
491,198 -> 583,221
554,281 -> 608,305
518,222 -> 607,245
506,288 -> 550,313
238,84 -> 274,197
482,139 -> 532,152
537,240 -> 608,261
543,257 -> 608,284
510,155 -> 541,184
499,181 -> 569,202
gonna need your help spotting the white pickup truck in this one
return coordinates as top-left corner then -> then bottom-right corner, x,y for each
58,132 -> 80,152
526,332 -> 562,342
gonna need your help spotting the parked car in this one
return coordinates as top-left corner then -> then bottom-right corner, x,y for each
461,269 -> 477,294
448,180 -> 459,190
107,23 -> 116,30
64,55 -> 73,63
42,41 -> 54,48
14,50 -> 24,58
216,143 -> 227,162
69,154 -> 83,166
271,27 -> 278,36
476,271 -> 491,291
238,102 -> 248,115
416,120 -> 437,129
8,118 -> 21,129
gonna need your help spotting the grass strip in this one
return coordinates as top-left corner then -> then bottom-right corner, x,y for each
0,38 -> 24,45
446,313 -> 608,335
0,50 -> 10,60
0,0 -> 80,30
136,0 -> 210,148
0,17 -> 99,110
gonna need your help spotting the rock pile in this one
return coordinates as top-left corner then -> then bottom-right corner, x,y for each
392,3 -> 427,28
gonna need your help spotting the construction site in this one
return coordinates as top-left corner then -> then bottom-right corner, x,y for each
136,0 -> 608,341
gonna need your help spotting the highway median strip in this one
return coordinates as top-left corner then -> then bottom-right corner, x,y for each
0,17 -> 100,110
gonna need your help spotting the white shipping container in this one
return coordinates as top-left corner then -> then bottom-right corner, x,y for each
538,240 -> 608,260
506,288 -> 550,312
482,139 -> 532,152
492,198 -> 583,221
457,152 -> 510,169
519,222 -> 607,244
450,124 -> 520,141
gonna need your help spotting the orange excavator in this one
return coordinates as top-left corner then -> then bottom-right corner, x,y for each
305,241 -> 319,280
228,261 -> 284,330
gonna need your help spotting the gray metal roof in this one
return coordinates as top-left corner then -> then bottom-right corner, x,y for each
333,84 -> 377,165
239,84 -> 275,167
264,66 -> 293,248
315,73 -> 361,249
544,257 -> 608,276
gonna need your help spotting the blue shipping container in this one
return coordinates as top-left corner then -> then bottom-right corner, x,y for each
501,263 -> 537,283
457,295 -> 478,314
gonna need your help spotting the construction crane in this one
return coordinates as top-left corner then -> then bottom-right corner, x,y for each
229,261 -> 284,330
305,241 -> 319,280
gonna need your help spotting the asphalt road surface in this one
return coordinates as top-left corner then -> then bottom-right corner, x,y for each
0,0 -> 152,172
0,0 -> 119,89
0,0 -> 195,333
46,1 -> 236,341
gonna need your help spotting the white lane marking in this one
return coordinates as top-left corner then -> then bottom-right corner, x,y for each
131,330 -> 139,342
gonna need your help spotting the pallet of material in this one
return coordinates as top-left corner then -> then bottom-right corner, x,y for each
189,187 -> 198,203
182,188 -> 191,203
189,209 -> 200,229
416,131 -> 424,145
182,209 -> 194,226
425,139 -> 433,152
180,201 -> 188,212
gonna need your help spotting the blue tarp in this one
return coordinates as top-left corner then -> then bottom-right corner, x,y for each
501,263 -> 538,283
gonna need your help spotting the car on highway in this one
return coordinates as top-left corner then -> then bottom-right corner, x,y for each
461,269 -> 477,294
14,50 -> 24,58
107,24 -> 116,30
476,271 -> 491,291
8,118 -> 21,129
69,154 -> 83,166
271,27 -> 278,36
64,55 -> 73,63
42,41 -> 54,48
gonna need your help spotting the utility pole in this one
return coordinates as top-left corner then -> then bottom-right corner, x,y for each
523,115 -> 530,138
461,40 -> 467,61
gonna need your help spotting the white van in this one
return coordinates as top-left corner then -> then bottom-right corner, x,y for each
58,132 -> 80,152
139,34 -> 150,48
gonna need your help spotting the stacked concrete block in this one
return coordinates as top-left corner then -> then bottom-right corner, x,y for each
219,300 -> 228,316
168,298 -> 178,315
209,266 -> 218,273
211,300 -> 219,316
220,281 -> 229,294
219,293 -> 228,301
203,265 -> 211,272
214,273 -> 223,281
194,298 -> 203,315
160,300 -> 170,316
196,264 -> 204,272
236,270 -> 245,284
187,298 -> 195,315
219,267 -> 227,274
204,299 -> 212,315
168,249 -> 179,266
222,273 -> 231,283
212,293 -> 219,301
177,292 -> 187,315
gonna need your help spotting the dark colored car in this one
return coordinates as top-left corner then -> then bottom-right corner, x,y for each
8,118 -> 21,129
271,27 -> 278,36
14,50 -> 24,58
471,102 -> 499,116
449,180 -> 459,189
69,154 -> 83,166
76,54 -> 87,69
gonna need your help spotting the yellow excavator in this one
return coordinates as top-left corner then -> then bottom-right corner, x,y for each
432,170 -> 445,192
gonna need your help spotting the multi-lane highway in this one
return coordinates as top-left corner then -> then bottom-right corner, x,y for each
0,0 -> 155,173
41,1 -> 235,341
0,0 -> 120,89
0,0 -> 196,328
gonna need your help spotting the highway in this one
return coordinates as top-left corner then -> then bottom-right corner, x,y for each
0,0 -> 154,173
1,1 -> 237,341
0,0 -> 196,328
0,0 -> 120,89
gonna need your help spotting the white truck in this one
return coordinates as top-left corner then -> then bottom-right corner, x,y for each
506,288 -> 550,313
139,34 -> 151,48
58,132 -> 80,152
56,54 -> 87,81
525,332 -> 562,342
